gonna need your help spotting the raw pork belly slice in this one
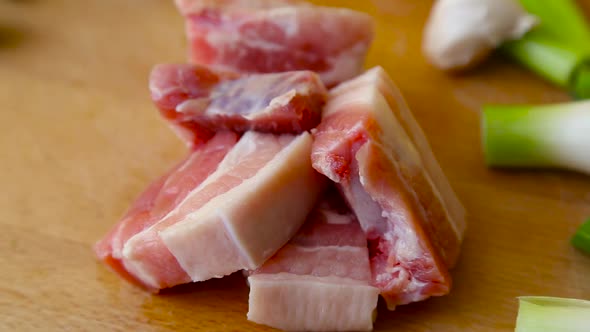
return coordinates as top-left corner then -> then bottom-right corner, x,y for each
312,67 -> 466,309
248,189 -> 379,332
160,131 -> 325,282
95,131 -> 324,291
175,0 -> 375,87
150,64 -> 327,147
94,132 -> 238,290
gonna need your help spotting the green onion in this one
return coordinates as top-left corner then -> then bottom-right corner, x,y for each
482,100 -> 590,173
573,63 -> 590,99
517,0 -> 590,46
572,218 -> 590,254
516,297 -> 590,332
502,34 -> 585,88
502,0 -> 590,98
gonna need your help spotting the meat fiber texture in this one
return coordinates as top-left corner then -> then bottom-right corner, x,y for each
248,188 -> 379,332
150,63 -> 327,148
312,67 -> 466,309
95,131 -> 325,291
175,0 -> 375,87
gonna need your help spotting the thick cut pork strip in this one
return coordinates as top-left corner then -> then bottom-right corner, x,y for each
150,64 -> 327,147
94,132 -> 238,290
248,189 -> 379,332
160,131 -> 325,282
312,67 -> 466,309
175,0 -> 374,87
95,131 -> 324,290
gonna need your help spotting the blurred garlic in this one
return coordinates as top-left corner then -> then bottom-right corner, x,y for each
422,0 -> 537,70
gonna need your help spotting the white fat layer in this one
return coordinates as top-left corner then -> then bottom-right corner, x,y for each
178,71 -> 315,121
261,89 -> 297,116
160,133 -> 320,280
248,273 -> 378,332
119,132 -> 266,284
212,131 -> 262,170
172,132 -> 261,214
210,134 -> 308,267
292,245 -> 364,254
158,133 -> 291,277
120,249 -> 161,289
207,31 -> 284,56
124,131 -> 259,244
117,137 -> 239,287
340,67 -> 465,236
150,65 -> 200,101
176,98 -> 209,114
108,217 -> 130,259
368,93 -> 456,263
321,210 -> 353,225
202,8 -> 369,86
229,87 -> 299,122
266,7 -> 300,37
150,85 -> 179,102
220,208 -> 256,269
356,143 -> 426,265
348,164 -> 388,235
381,210 -> 421,262
320,42 -> 368,86
330,68 -> 463,240
357,91 -> 442,234
376,68 -> 466,238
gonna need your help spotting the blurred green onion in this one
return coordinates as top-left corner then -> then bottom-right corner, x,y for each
572,218 -> 590,254
482,100 -> 590,173
518,0 -> 590,45
573,63 -> 590,99
502,0 -> 590,98
516,297 -> 590,332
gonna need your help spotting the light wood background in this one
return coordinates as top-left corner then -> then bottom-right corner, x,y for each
2,0 -> 590,331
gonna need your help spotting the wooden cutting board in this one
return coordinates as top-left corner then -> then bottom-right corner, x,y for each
2,1 -> 589,331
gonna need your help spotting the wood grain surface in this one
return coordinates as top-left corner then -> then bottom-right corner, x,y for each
2,1 -> 590,331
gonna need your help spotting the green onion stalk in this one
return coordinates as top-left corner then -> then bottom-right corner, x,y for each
572,218 -> 590,254
502,0 -> 590,99
482,100 -> 590,173
516,297 -> 590,331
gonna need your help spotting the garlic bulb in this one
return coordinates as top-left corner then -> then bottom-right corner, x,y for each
423,0 -> 537,70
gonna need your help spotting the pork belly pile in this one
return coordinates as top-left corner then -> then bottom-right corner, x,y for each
94,1 -> 465,331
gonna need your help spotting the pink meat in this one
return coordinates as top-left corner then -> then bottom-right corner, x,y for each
311,67 -> 466,309
160,131 -> 325,282
95,131 -> 324,291
175,0 -> 374,87
248,189 -> 379,331
150,64 -> 327,147
94,131 -> 239,291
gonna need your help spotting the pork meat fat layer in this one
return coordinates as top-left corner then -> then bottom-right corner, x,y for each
95,131 -> 324,290
150,64 -> 327,147
94,132 -> 238,290
160,131 -> 325,281
175,0 -> 374,87
312,67 -> 466,309
248,190 -> 379,331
